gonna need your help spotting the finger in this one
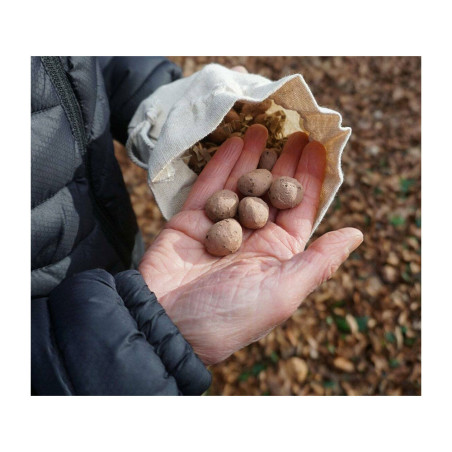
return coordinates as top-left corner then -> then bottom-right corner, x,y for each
275,141 -> 326,244
232,65 -> 248,73
182,136 -> 244,211
224,124 -> 268,192
165,209 -> 214,246
271,132 -> 309,179
279,228 -> 363,317
267,132 -> 309,222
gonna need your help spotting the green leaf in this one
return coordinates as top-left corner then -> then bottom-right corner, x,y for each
252,362 -> 267,376
332,300 -> 346,308
323,380 -> 336,389
389,358 -> 400,368
326,316 -> 333,326
402,264 -> 412,282
404,337 -> 416,347
415,217 -> 421,228
379,157 -> 389,168
333,197 -> 342,211
374,187 -> 383,196
400,178 -> 416,193
390,216 -> 406,227
238,371 -> 251,382
385,332 -> 396,343
334,316 -> 351,333
269,351 -> 279,364
350,251 -> 361,260
356,316 -> 369,333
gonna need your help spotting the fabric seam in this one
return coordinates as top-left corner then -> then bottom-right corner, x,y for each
31,104 -> 61,115
31,176 -> 84,211
31,221 -> 107,275
45,298 -> 77,394
123,278 -> 199,388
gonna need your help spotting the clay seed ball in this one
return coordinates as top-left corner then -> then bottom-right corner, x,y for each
258,149 -> 278,171
205,189 -> 239,222
237,169 -> 272,197
204,219 -> 243,257
268,176 -> 304,209
208,125 -> 229,144
238,197 -> 269,229
208,109 -> 240,143
223,109 -> 240,129
241,98 -> 272,116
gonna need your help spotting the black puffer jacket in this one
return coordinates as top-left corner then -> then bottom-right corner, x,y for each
31,57 -> 212,395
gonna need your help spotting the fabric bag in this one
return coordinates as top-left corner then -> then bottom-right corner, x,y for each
126,63 -> 351,233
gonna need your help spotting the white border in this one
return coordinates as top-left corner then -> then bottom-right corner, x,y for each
1,1 -> 450,450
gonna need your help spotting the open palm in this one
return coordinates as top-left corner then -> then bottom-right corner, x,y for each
139,125 -> 363,365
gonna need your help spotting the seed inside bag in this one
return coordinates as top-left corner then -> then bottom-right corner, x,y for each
182,99 -> 308,174
258,149 -> 278,171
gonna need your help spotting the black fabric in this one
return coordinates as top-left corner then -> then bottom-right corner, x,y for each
31,56 -> 181,294
99,57 -> 182,144
115,271 -> 212,395
31,57 -> 211,395
31,270 -> 211,395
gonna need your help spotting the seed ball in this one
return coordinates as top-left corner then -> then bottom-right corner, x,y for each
238,197 -> 269,229
258,149 -> 278,171
208,126 -> 229,144
268,176 -> 304,209
224,109 -> 240,128
241,98 -> 272,116
253,113 -> 267,125
208,109 -> 240,143
237,169 -> 272,197
204,219 -> 243,257
205,189 -> 239,222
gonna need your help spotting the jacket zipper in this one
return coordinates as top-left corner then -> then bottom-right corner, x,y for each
41,57 -> 131,268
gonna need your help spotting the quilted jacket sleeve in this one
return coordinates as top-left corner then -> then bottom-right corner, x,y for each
31,269 -> 211,395
98,57 -> 182,144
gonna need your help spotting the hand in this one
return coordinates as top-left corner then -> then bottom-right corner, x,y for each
139,125 -> 363,365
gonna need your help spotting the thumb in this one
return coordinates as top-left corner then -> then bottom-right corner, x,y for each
281,227 -> 363,312
231,65 -> 248,73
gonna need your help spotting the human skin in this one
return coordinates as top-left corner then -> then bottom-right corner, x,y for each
139,125 -> 363,365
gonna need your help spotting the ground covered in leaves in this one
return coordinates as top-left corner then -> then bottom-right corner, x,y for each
115,57 -> 421,395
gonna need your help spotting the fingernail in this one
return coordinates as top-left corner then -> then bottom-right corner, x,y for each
232,65 -> 248,73
288,131 -> 309,147
245,124 -> 268,142
349,232 -> 364,253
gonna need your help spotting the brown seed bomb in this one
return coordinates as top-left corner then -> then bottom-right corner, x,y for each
241,98 -> 272,116
205,189 -> 239,222
258,149 -> 278,171
237,169 -> 272,197
253,113 -> 267,125
224,109 -> 240,126
204,219 -> 243,257
238,197 -> 269,229
208,109 -> 240,144
268,176 -> 304,209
